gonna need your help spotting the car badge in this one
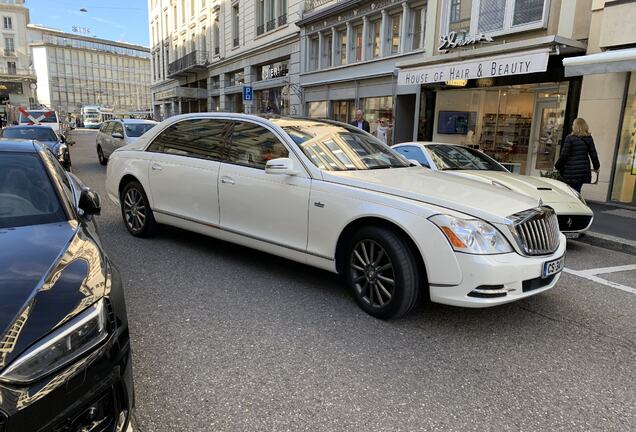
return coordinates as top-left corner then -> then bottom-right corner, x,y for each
566,218 -> 573,228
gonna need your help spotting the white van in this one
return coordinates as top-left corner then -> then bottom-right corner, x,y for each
18,109 -> 61,136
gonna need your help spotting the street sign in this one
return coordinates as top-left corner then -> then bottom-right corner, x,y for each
18,107 -> 55,125
243,85 -> 253,101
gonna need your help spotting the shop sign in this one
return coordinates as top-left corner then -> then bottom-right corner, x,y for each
259,61 -> 289,81
445,79 -> 468,87
439,31 -> 494,51
155,88 -> 177,100
398,49 -> 550,86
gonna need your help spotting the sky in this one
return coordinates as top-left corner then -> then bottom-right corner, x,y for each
28,0 -> 149,47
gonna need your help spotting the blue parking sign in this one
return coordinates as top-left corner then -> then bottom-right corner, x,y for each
243,85 -> 253,101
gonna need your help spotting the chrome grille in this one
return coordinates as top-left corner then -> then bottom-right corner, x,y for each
508,207 -> 560,256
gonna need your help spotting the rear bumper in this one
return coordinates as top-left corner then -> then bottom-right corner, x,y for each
430,236 -> 566,308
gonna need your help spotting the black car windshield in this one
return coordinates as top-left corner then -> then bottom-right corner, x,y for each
276,120 -> 409,171
427,144 -> 508,172
1,127 -> 58,141
0,153 -> 66,228
124,123 -> 155,137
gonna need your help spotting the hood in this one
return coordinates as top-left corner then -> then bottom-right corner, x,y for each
446,171 -> 579,204
322,167 -> 539,222
0,222 -> 107,369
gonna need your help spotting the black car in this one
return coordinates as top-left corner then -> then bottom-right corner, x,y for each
0,140 -> 135,431
0,126 -> 71,170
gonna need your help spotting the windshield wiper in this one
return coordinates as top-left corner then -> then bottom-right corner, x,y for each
367,165 -> 393,170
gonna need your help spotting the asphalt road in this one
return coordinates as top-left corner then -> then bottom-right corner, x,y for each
69,130 -> 636,432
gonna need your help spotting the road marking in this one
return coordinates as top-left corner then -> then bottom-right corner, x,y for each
574,264 -> 636,276
603,209 -> 636,220
564,268 -> 636,295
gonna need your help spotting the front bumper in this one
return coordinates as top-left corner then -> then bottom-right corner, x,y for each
0,314 -> 134,432
430,236 -> 567,308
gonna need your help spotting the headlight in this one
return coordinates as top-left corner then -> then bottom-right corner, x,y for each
430,214 -> 513,254
57,143 -> 68,157
0,299 -> 108,385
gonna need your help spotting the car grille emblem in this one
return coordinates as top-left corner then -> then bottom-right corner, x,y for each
566,217 -> 573,228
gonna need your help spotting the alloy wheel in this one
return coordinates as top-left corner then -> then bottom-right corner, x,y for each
350,239 -> 395,308
123,188 -> 146,232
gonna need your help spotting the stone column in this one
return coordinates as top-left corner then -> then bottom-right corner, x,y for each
331,27 -> 337,66
362,16 -> 369,61
380,10 -> 388,57
345,21 -> 352,64
400,3 -> 409,54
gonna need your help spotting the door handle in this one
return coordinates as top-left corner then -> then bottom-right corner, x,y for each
151,163 -> 163,171
220,176 -> 235,185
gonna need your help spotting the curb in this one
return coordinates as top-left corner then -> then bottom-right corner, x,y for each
571,231 -> 636,255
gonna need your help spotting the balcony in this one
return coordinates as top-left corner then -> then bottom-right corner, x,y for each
266,19 -> 276,32
257,24 -> 265,36
168,50 -> 209,77
3,49 -> 15,57
278,14 -> 287,26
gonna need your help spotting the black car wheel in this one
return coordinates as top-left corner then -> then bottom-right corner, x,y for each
346,226 -> 419,319
120,181 -> 157,237
97,146 -> 107,166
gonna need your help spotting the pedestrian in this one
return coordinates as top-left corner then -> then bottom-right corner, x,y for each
375,118 -> 388,144
555,118 -> 600,193
350,110 -> 370,133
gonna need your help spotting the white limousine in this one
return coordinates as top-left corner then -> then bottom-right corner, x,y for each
106,114 -> 566,319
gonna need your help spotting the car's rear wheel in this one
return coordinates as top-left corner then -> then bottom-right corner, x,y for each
120,181 -> 157,237
97,145 -> 107,166
345,226 -> 419,319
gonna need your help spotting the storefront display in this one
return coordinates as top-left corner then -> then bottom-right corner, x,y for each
610,73 -> 636,204
363,96 -> 393,139
254,87 -> 288,115
307,101 -> 327,118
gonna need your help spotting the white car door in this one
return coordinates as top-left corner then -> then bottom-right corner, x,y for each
97,121 -> 111,153
147,118 -> 228,225
218,120 -> 311,254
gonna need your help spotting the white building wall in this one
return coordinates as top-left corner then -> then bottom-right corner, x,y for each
30,45 -> 50,107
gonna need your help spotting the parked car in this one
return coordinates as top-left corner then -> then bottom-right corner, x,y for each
0,140 -> 135,431
106,114 -> 565,319
17,109 -> 61,136
393,142 -> 594,237
96,119 -> 158,165
0,125 -> 71,170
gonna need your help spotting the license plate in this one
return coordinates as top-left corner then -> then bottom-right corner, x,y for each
542,256 -> 565,278
564,232 -> 580,239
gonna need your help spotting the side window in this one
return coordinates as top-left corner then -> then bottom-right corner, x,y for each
40,148 -> 75,204
112,122 -> 124,135
395,146 -> 430,167
147,118 -> 230,160
227,121 -> 289,169
102,122 -> 114,134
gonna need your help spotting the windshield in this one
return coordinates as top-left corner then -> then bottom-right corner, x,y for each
19,111 -> 58,123
277,120 -> 409,171
1,127 -> 58,141
427,145 -> 508,172
0,153 -> 66,228
124,123 -> 156,137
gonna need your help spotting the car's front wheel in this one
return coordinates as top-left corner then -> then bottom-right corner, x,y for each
97,145 -> 107,166
345,226 -> 419,319
120,181 -> 157,237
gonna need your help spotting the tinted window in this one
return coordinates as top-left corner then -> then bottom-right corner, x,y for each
394,146 -> 430,167
112,122 -> 124,135
427,145 -> 507,171
277,120 -> 408,171
0,152 -> 66,228
148,118 -> 229,160
1,127 -> 58,141
227,121 -> 289,169
124,123 -> 155,137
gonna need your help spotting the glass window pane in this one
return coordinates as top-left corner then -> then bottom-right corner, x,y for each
228,121 -> 288,169
513,0 -> 545,26
391,15 -> 401,54
449,0 -> 471,33
149,119 -> 230,159
610,73 -> 636,204
478,0 -> 506,32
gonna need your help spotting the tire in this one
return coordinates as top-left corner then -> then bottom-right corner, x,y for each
120,181 -> 157,237
345,226 -> 419,319
97,145 -> 108,166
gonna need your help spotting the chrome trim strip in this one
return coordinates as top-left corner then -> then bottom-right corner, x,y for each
153,209 -> 335,262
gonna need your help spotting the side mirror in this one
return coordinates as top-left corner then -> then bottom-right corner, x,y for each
78,187 -> 101,217
265,157 -> 298,175
112,132 -> 124,139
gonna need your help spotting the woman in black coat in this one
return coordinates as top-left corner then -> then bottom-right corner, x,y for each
555,118 -> 600,193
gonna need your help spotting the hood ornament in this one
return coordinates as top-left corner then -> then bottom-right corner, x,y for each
538,198 -> 544,206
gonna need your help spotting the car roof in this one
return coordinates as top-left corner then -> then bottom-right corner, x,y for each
0,138 -> 38,153
111,119 -> 157,124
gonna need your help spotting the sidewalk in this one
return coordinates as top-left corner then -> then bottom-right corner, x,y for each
573,201 -> 636,254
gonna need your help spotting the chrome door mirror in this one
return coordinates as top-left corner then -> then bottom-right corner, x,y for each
265,158 -> 298,175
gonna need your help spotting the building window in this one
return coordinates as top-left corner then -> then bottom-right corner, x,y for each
337,29 -> 346,65
213,14 -> 220,54
390,14 -> 401,54
411,7 -> 425,50
371,20 -> 381,58
267,0 -> 275,31
7,61 -> 15,74
308,36 -> 319,71
228,70 -> 244,86
353,23 -> 363,62
191,0 -> 195,16
201,26 -> 207,52
3,17 -> 11,30
279,0 -> 287,25
174,5 -> 178,29
232,3 -> 240,47
4,37 -> 14,55
181,0 -> 186,23
323,33 -> 332,67
257,0 -> 265,35
442,0 -> 548,37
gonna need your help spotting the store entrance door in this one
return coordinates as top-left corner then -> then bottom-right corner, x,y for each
528,98 -> 565,176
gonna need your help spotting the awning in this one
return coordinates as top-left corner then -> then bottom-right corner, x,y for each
563,48 -> 636,77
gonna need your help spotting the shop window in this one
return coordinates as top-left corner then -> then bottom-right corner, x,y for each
611,73 -> 636,204
307,101 -> 327,119
363,96 -> 394,142
442,0 -> 548,38
308,36 -> 319,71
227,121 -> 288,169
255,88 -> 288,115
332,100 -> 355,124
390,14 -> 401,54
323,33 -> 332,67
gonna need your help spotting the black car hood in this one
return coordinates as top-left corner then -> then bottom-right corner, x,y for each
0,221 -> 107,369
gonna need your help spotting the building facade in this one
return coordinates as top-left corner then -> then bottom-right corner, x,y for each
0,0 -> 37,121
563,0 -> 636,206
148,0 -> 301,120
28,24 -> 151,117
